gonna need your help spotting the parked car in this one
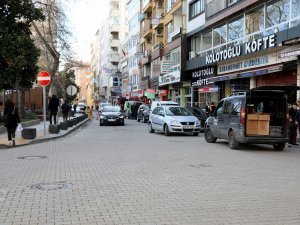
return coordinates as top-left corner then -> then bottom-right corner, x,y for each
150,101 -> 178,111
148,106 -> 201,136
137,104 -> 150,123
123,101 -> 143,119
205,86 -> 300,150
186,107 -> 207,132
99,106 -> 124,126
77,103 -> 86,114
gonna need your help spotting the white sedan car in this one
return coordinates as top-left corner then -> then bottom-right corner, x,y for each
148,106 -> 201,136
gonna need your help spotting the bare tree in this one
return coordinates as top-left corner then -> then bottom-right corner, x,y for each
31,0 -> 73,88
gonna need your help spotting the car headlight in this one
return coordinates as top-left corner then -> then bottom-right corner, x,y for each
100,115 -> 106,119
119,115 -> 124,119
195,119 -> 201,126
171,120 -> 181,126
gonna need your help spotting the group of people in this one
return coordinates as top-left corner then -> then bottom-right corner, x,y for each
48,95 -> 72,124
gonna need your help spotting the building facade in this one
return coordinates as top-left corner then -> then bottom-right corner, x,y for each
186,0 -> 300,106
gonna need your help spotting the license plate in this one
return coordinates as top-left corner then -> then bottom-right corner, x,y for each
108,119 -> 116,122
183,125 -> 194,129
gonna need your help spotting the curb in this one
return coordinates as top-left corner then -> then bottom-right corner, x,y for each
0,118 -> 90,149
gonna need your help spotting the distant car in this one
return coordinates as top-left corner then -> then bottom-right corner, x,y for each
137,104 -> 150,123
99,106 -> 124,126
186,107 -> 207,132
148,106 -> 201,136
77,103 -> 86,114
123,101 -> 143,119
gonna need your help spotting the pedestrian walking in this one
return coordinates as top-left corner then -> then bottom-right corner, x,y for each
48,95 -> 60,124
86,106 -> 92,119
296,105 -> 300,137
95,105 -> 99,120
209,102 -> 216,116
61,100 -> 71,122
288,103 -> 298,146
3,99 -> 21,146
73,104 -> 77,114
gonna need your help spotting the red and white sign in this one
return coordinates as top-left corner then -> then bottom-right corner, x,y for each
37,71 -> 51,86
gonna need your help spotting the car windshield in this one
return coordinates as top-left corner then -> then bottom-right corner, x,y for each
102,106 -> 121,112
166,107 -> 193,116
143,105 -> 150,110
191,108 -> 206,116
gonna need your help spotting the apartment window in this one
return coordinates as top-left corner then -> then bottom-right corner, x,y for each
166,22 -> 173,42
291,0 -> 300,18
228,16 -> 244,42
189,0 -> 204,20
113,77 -> 119,87
202,30 -> 212,51
245,6 -> 264,35
191,35 -> 201,53
213,23 -> 227,47
266,0 -> 289,29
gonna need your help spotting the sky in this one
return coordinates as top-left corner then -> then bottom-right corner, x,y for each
67,0 -> 109,62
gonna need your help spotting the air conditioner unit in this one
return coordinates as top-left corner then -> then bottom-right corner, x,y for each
156,29 -> 163,36
157,1 -> 163,7
189,51 -> 196,60
146,38 -> 151,43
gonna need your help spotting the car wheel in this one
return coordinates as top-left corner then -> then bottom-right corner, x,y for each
164,124 -> 170,136
193,132 -> 199,136
142,116 -> 146,123
228,130 -> 240,149
273,143 -> 285,151
205,127 -> 217,143
137,116 -> 140,122
148,122 -> 154,133
99,121 -> 103,126
121,121 -> 125,126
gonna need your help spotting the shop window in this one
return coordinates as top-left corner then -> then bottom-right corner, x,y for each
202,30 -> 212,51
213,23 -> 227,47
291,0 -> 300,18
245,6 -> 264,35
266,0 -> 289,29
228,16 -> 244,42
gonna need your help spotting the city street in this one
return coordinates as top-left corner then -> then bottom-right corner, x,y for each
0,118 -> 300,225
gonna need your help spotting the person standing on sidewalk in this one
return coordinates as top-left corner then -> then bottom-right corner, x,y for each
48,95 -> 60,124
61,100 -> 71,122
288,103 -> 298,146
4,99 -> 20,146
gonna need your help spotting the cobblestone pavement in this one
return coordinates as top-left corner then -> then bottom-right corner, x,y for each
0,118 -> 300,225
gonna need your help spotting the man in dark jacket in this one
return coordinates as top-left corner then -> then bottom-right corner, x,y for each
48,95 -> 60,124
61,100 -> 71,122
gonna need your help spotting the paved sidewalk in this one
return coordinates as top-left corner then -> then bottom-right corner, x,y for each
0,114 -> 90,149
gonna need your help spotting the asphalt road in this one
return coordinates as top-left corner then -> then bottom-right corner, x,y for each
0,118 -> 300,225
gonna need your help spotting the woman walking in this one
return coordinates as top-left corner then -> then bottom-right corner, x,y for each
4,99 -> 21,146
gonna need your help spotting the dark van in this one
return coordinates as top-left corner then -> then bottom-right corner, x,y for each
205,86 -> 300,150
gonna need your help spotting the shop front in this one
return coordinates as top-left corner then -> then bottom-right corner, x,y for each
185,66 -> 219,107
159,69 -> 181,102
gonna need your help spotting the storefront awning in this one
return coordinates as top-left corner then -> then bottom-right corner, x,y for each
208,74 -> 238,83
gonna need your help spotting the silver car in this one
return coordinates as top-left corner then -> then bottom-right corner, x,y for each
148,106 -> 201,136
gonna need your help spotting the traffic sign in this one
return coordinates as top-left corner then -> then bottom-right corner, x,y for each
66,85 -> 77,96
37,71 -> 51,86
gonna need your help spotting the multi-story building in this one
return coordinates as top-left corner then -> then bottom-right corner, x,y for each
92,0 -> 127,104
185,0 -> 300,107
123,0 -> 141,101
138,0 -> 165,102
159,0 -> 188,105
